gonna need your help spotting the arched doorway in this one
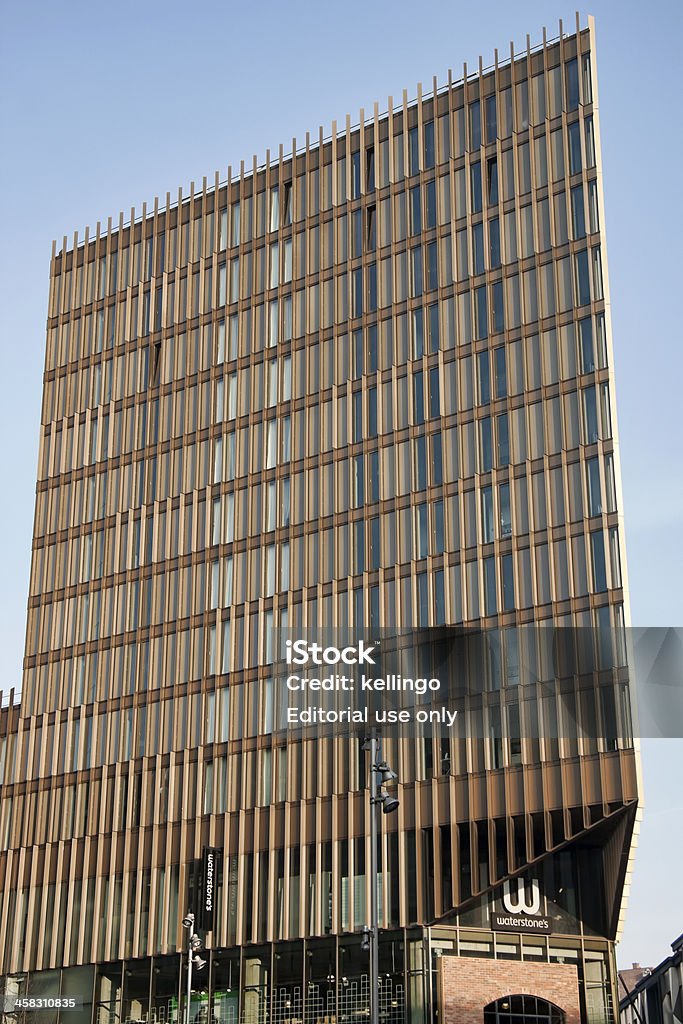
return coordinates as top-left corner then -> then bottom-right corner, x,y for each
484,995 -> 565,1024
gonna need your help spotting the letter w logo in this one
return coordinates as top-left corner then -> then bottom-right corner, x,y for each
502,877 -> 541,915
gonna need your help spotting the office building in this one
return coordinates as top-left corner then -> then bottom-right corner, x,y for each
0,15 -> 639,1024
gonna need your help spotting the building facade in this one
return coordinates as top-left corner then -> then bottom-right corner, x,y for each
620,936 -> 683,1024
0,15 -> 639,1024
618,964 -> 654,1000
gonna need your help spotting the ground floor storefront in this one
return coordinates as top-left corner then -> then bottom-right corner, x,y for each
0,927 -> 618,1024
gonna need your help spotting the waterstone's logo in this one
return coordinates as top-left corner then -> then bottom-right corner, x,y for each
491,877 -> 552,934
503,877 -> 541,915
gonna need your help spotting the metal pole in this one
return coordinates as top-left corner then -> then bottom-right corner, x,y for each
186,937 -> 193,1024
370,732 -> 379,1024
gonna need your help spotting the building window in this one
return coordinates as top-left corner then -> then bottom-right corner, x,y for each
413,369 -> 425,425
604,453 -> 617,513
471,161 -> 483,213
283,238 -> 292,282
478,350 -> 491,405
352,329 -> 364,379
368,386 -> 378,436
582,385 -> 599,443
592,246 -> 604,300
352,208 -> 362,257
353,267 -> 363,317
425,179 -> 437,228
354,519 -> 365,572
571,185 -> 586,239
269,186 -> 279,232
265,545 -> 275,596
352,390 -> 363,441
499,482 -> 512,537
366,205 -> 376,251
353,454 -> 365,508
431,433 -> 443,485
480,416 -> 493,472
492,281 -> 504,334
351,151 -> 361,199
566,57 -> 579,111
364,323 -> 377,372
410,246 -> 423,297
368,262 -> 378,312
574,249 -> 591,307
416,572 -> 428,625
434,570 -> 445,624
433,498 -> 445,554
568,120 -> 582,174
429,366 -> 440,418
370,516 -> 380,570
585,115 -> 596,167
366,147 -> 375,192
582,54 -> 593,103
428,302 -> 439,352
475,285 -> 488,339
482,485 -> 494,543
487,157 -> 499,205
586,456 -> 602,515
484,556 -> 497,615
412,308 -> 424,358
266,420 -> 276,468
415,503 -> 428,559
424,120 -> 435,169
369,449 -> 380,499
281,355 -> 292,401
408,184 -> 421,236
485,94 -> 497,142
283,181 -> 292,225
497,413 -> 509,467
494,345 -> 507,397
502,554 -> 515,611
469,99 -> 481,150
408,125 -> 420,175
579,316 -> 594,372
268,298 -> 279,346
473,222 -> 485,275
426,241 -> 438,292
269,241 -> 279,289
414,435 -> 427,492
590,530 -> 607,592
484,996 -> 565,1024
490,217 -> 501,269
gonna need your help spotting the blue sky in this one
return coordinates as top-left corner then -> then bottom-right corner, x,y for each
0,0 -> 681,969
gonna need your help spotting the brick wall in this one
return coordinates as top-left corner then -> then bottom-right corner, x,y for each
439,955 -> 581,1024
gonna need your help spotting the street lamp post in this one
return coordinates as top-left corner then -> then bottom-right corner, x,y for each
364,731 -> 399,1024
369,733 -> 380,1024
182,912 -> 206,1024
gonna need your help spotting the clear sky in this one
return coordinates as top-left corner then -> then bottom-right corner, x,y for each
0,0 -> 681,971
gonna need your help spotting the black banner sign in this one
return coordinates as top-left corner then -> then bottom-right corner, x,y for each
200,847 -> 219,932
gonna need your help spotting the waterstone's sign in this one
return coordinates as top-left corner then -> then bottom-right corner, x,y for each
491,878 -> 552,934
200,847 -> 219,931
